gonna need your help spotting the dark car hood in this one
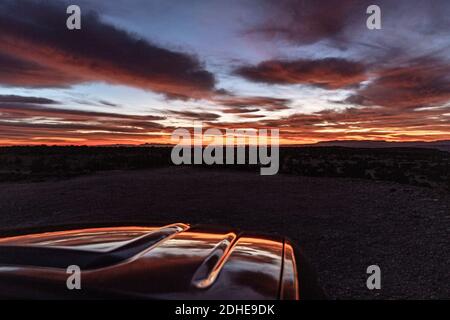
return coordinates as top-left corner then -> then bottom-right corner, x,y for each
0,223 -> 302,300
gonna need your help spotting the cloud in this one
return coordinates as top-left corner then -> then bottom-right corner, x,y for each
249,0 -> 450,46
98,100 -> 120,107
168,110 -> 221,121
215,96 -> 291,111
0,94 -> 59,105
222,107 -> 260,114
0,102 -> 165,122
259,105 -> 450,131
233,54 -> 450,135
204,103 -> 449,142
236,114 -> 266,119
0,100 -> 173,145
0,0 -> 215,98
0,52 -> 82,88
235,58 -> 367,89
345,57 -> 450,109
2,99 -> 448,144
248,0 -> 361,45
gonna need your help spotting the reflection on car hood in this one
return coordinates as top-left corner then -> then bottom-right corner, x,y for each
0,223 -> 300,300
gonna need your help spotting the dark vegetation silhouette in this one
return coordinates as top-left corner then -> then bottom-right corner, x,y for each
0,146 -> 448,189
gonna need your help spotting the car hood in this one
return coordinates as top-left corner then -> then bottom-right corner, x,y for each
0,223 -> 300,299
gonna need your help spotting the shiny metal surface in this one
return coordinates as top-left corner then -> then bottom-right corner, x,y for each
0,223 -> 302,299
280,241 -> 299,300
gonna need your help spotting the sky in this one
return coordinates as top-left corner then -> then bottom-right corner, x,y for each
0,0 -> 449,145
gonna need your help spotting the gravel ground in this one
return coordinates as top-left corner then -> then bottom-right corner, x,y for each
0,166 -> 449,299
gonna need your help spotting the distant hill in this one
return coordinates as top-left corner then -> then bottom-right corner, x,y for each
308,140 -> 450,152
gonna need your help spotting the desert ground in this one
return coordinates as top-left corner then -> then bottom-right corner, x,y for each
0,166 -> 449,299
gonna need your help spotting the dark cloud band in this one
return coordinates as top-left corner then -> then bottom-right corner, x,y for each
0,0 -> 216,98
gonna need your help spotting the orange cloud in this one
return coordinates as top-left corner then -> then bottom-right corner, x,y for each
0,0 -> 215,99
235,58 -> 367,89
